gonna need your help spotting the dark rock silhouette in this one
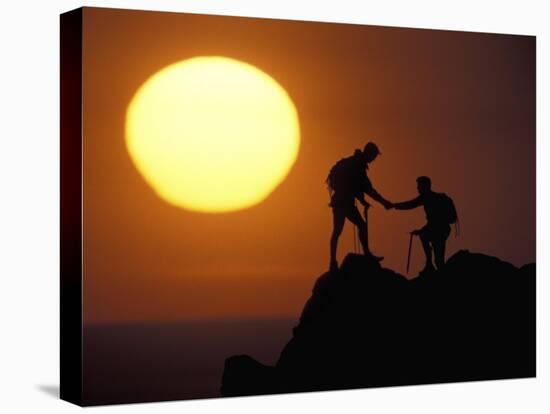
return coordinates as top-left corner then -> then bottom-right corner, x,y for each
221,250 -> 535,397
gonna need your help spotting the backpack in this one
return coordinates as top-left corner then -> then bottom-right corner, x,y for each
326,150 -> 363,198
438,193 -> 458,224
435,193 -> 460,236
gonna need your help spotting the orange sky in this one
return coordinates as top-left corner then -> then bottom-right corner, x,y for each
82,7 -> 535,323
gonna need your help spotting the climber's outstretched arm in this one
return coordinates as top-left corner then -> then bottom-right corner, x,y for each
394,197 -> 423,210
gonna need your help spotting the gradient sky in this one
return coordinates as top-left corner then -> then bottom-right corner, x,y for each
82,7 -> 535,323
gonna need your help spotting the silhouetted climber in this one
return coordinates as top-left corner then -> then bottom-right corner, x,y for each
391,176 -> 458,273
326,142 -> 392,271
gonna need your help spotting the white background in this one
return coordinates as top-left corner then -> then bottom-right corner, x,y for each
0,0 -> 548,412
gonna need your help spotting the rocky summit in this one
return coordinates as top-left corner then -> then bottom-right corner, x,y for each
221,250 -> 535,397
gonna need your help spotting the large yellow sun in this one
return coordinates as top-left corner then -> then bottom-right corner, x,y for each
125,56 -> 300,213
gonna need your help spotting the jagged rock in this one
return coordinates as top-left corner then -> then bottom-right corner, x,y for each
221,250 -> 535,397
221,355 -> 280,397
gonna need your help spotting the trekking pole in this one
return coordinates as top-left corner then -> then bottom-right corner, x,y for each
406,232 -> 414,274
353,200 -> 359,253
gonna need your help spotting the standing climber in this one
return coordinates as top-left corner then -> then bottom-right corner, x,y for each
326,142 -> 393,272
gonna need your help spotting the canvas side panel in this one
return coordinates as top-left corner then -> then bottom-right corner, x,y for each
60,7 -> 83,406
